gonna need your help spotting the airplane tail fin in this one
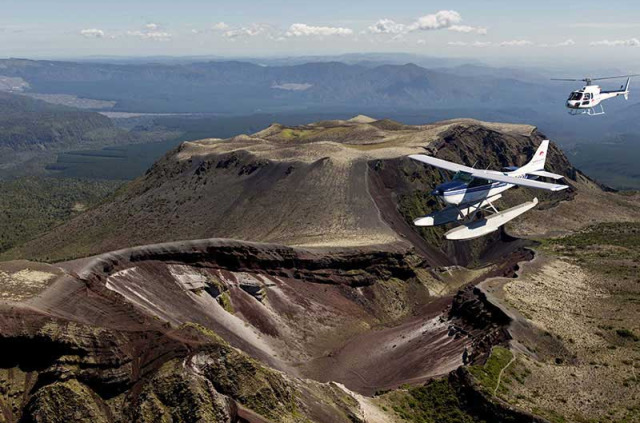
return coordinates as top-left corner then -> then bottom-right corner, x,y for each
625,77 -> 630,100
522,140 -> 549,171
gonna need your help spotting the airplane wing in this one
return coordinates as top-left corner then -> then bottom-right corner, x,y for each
526,170 -> 564,180
409,154 -> 569,192
472,171 -> 569,191
408,154 -> 478,174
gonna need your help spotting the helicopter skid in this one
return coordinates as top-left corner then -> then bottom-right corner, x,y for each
569,103 -> 605,116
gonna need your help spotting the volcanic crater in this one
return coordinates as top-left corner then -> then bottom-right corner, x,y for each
3,116 -> 639,423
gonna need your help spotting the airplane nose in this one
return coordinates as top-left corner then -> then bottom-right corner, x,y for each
431,188 -> 442,196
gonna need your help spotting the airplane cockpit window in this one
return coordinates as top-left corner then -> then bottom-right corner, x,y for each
569,92 -> 583,100
468,177 -> 490,188
452,171 -> 473,183
584,93 -> 591,100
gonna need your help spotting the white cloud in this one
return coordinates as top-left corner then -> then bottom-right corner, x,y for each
223,23 -> 274,39
368,19 -> 405,34
590,38 -> 640,47
124,23 -> 172,41
369,10 -> 486,37
127,30 -> 172,41
448,40 -> 492,47
556,39 -> 576,46
212,22 -> 230,31
410,10 -> 462,31
499,39 -> 533,47
271,82 -> 313,91
80,28 -> 105,38
448,25 -> 487,35
285,23 -> 353,37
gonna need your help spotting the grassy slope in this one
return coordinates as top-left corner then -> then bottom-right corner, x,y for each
0,177 -> 122,254
498,223 -> 640,423
380,348 -> 518,423
384,379 -> 484,423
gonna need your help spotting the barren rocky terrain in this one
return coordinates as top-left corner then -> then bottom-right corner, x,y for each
1,116 -> 639,422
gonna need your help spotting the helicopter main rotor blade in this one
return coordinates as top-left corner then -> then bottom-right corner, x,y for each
590,74 -> 640,81
552,75 -> 640,82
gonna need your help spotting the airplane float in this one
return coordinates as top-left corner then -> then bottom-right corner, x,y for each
409,140 -> 568,240
552,75 -> 639,116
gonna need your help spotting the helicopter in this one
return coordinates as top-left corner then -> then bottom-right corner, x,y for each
552,74 -> 640,116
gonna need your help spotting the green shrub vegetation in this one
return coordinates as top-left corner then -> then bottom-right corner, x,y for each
0,91 -> 115,150
0,177 -> 122,254
388,379 -> 485,423
549,222 -> 640,250
615,328 -> 639,342
217,292 -> 234,313
545,222 -> 640,279
468,346 -> 514,396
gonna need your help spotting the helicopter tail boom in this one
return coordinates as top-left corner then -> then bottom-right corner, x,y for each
600,77 -> 631,100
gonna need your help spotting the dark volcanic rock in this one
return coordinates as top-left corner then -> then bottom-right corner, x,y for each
448,287 -> 512,364
0,118 -> 588,422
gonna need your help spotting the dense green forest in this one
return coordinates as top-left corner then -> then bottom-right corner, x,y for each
0,91 -> 115,150
0,177 -> 122,253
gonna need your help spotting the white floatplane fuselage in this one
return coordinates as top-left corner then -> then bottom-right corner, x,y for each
409,139 -> 569,240
433,172 -> 531,206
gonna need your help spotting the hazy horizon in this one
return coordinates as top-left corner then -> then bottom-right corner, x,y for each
2,0 -> 640,69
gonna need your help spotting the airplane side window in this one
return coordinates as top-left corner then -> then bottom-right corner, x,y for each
453,171 -> 473,183
468,178 -> 490,188
584,93 -> 591,100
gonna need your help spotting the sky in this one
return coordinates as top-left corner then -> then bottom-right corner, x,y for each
2,0 -> 640,67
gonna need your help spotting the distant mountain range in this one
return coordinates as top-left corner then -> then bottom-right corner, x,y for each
0,58 -> 558,115
1,57 -> 639,188
1,57 -> 637,142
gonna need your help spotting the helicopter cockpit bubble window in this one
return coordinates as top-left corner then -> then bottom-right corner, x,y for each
569,92 -> 583,101
453,171 -> 473,183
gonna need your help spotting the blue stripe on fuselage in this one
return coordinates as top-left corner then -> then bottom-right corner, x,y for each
441,182 -> 505,196
439,174 -> 536,196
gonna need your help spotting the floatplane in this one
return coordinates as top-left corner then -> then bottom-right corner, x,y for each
409,140 -> 569,240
